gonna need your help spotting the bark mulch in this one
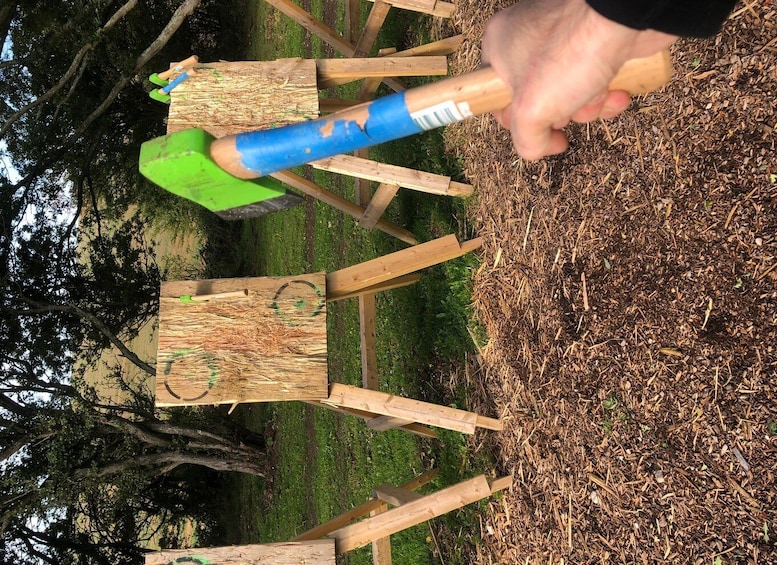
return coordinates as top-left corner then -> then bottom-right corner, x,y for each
440,1 -> 776,563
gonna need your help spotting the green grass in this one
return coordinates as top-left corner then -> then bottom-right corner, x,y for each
205,2 -> 493,563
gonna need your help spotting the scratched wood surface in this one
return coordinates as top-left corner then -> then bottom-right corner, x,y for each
167,59 -> 319,138
155,274 -> 328,406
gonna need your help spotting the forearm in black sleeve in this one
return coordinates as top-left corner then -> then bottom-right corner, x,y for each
586,0 -> 738,38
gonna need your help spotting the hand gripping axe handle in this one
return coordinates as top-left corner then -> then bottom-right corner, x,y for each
211,50 -> 672,179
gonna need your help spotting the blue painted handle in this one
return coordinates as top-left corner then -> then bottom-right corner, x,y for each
231,92 -> 425,177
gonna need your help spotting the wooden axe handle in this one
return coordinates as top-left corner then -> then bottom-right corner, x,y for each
158,55 -> 199,81
405,49 -> 672,117
211,50 -> 672,179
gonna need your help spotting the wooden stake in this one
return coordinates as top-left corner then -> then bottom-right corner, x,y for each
353,0 -> 392,58
370,502 -> 392,565
359,293 -> 379,390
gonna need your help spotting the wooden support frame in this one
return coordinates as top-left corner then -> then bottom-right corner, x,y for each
329,475 -> 508,553
306,400 -> 438,438
312,154 -> 473,198
298,472 -> 512,556
359,183 -> 400,229
271,170 -> 417,245
358,36 -> 463,101
323,383 -> 503,434
326,235 -> 483,300
294,469 -> 440,542
316,56 -> 448,90
353,0 -> 392,58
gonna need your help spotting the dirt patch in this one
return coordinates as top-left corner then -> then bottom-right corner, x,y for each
444,1 -> 776,563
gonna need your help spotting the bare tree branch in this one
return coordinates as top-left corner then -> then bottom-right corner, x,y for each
78,451 -> 266,478
0,0 -> 139,140
13,300 -> 157,376
11,0 -> 202,192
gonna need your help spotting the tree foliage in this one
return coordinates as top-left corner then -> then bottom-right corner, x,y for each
1,1 -> 262,562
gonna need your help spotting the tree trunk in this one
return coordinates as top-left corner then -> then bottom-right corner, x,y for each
81,451 -> 266,478
0,3 -> 16,50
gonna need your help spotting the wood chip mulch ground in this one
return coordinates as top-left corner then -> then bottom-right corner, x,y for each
440,2 -> 776,563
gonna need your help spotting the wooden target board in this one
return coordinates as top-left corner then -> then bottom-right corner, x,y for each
156,275 -> 328,406
166,59 -> 320,138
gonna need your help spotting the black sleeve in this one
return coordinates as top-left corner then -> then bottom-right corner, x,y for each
586,0 -> 738,37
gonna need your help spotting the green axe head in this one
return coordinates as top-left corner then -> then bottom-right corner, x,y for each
148,73 -> 169,87
139,129 -> 302,219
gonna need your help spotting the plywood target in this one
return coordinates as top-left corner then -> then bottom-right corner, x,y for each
155,274 -> 328,406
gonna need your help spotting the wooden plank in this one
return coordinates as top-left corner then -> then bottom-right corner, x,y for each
359,39 -> 461,100
353,148 -> 373,206
156,275 -> 328,406
145,541 -> 336,564
319,97 -> 363,113
367,0 -> 455,17
360,293 -> 379,390
263,0 -> 355,56
370,502 -> 393,565
373,483 -> 424,506
358,47 -> 397,101
489,475 -> 514,493
476,414 -> 504,431
326,235 -> 482,299
167,60 -> 319,138
316,56 -> 447,90
311,155 -> 473,197
324,383 -> 479,434
359,183 -> 400,228
353,0 -> 392,58
306,400 -> 438,438
367,414 -> 415,431
316,56 -> 447,80
345,0 -> 360,43
294,469 -> 440,541
325,274 -> 420,303
329,476 -> 492,553
270,170 -> 417,245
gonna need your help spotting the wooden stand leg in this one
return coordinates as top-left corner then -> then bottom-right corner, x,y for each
359,293 -> 379,390
358,37 -> 463,101
367,0 -> 456,18
306,400 -> 438,438
270,170 -> 417,246
311,154 -> 474,198
316,56 -> 447,90
328,474 -> 509,554
326,235 -> 482,300
324,383 -> 502,434
359,183 -> 400,228
293,469 -> 440,541
354,0 -> 392,58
